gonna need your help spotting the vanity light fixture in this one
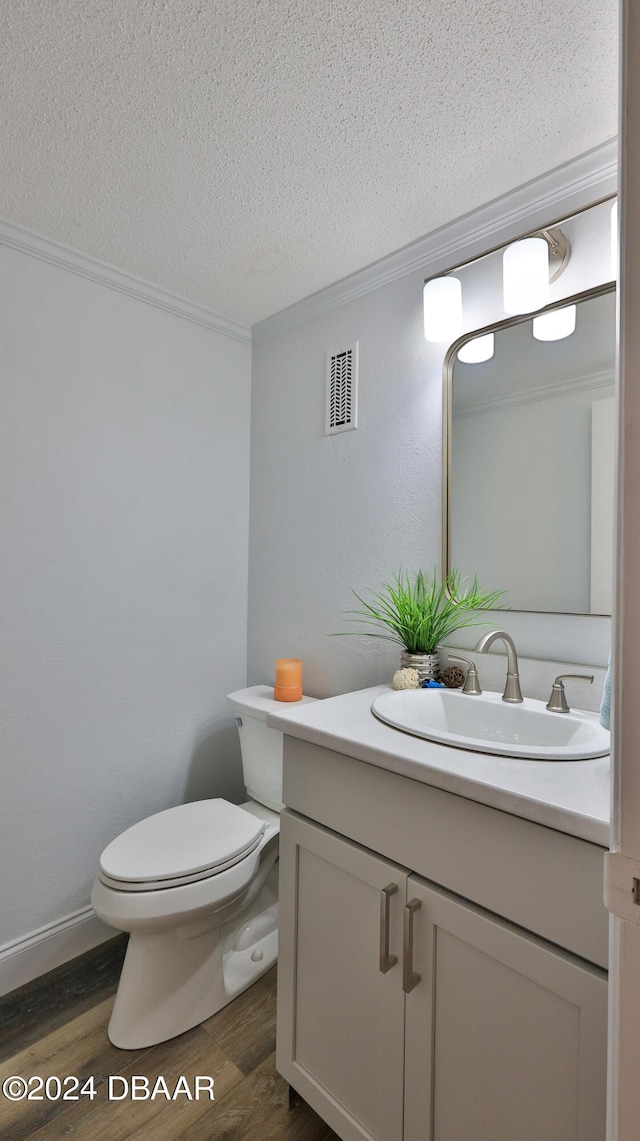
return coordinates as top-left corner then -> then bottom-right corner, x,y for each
503,236 -> 549,315
424,226 -> 571,343
502,228 -> 571,316
423,276 -> 463,342
532,304 -> 577,342
457,332 -> 495,363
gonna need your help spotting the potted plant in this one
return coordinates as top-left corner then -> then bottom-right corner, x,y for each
338,568 -> 505,682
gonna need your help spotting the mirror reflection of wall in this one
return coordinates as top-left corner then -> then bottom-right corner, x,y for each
447,287 -> 616,615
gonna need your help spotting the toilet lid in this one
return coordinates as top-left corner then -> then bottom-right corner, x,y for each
99,799 -> 265,889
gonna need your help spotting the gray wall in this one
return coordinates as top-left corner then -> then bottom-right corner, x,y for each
0,243 -> 251,948
249,270 -> 441,697
248,198 -> 615,698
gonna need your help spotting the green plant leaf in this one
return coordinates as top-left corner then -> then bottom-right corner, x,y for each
333,568 -> 506,653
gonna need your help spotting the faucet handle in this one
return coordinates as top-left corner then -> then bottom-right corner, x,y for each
546,674 -> 594,713
448,654 -> 482,695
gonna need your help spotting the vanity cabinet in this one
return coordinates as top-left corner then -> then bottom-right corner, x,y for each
276,737 -> 608,1141
278,811 -> 406,1139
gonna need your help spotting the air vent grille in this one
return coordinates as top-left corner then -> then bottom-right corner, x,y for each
325,342 -> 358,435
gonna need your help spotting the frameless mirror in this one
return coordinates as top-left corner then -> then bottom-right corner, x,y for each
444,286 -> 616,614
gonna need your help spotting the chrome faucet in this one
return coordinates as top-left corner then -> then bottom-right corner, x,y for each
473,629 -> 523,703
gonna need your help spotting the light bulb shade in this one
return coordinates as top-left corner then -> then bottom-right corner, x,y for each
503,237 -> 549,315
532,305 -> 576,342
611,200 -> 618,280
457,333 -> 495,363
423,276 -> 463,342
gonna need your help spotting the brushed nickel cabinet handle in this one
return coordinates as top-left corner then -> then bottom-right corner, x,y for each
403,898 -> 422,993
379,883 -> 398,973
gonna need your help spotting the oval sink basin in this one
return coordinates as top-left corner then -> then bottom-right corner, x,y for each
371,688 -> 610,761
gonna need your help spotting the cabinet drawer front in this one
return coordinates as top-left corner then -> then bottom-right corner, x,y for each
276,810 -> 407,1141
404,878 -> 607,1141
284,737 -> 608,968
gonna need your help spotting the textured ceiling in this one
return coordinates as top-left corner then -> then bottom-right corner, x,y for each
1,0 -> 618,326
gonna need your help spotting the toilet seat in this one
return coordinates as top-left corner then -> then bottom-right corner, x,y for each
98,799 -> 265,892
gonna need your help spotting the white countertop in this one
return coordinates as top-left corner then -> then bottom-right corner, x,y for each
267,685 -> 611,847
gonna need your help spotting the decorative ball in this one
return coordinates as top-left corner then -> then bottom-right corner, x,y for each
440,665 -> 465,689
392,667 -> 420,690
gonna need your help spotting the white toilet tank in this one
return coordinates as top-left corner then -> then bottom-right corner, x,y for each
227,685 -> 316,812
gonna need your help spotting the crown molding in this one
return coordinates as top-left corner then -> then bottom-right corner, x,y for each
253,139 -> 618,344
0,217 -> 252,345
456,368 -> 616,419
0,139 -> 617,350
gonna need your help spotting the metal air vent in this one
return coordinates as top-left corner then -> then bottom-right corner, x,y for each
325,342 -> 358,435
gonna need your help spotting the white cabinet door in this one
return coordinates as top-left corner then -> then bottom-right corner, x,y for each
404,877 -> 608,1141
276,810 -> 408,1141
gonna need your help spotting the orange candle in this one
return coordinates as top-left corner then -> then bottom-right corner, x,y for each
274,658 -> 303,702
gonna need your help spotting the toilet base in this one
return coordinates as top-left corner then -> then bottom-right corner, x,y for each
107,864 -> 278,1049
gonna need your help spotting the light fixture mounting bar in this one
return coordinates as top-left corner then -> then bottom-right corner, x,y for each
537,227 -> 571,283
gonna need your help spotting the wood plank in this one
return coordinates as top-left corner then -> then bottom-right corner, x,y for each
201,966 -> 277,1074
0,998 -> 147,1141
20,1025 -> 243,1141
0,935 -> 127,1063
172,1051 -> 339,1141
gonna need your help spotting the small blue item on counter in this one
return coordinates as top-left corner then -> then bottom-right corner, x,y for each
600,652 -> 611,730
422,679 -> 444,688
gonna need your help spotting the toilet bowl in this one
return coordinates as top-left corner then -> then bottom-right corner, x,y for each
91,685 -> 315,1049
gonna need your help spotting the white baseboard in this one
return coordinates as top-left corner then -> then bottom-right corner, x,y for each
0,907 -> 119,998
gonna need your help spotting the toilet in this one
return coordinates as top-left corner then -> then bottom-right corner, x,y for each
91,684 -> 315,1049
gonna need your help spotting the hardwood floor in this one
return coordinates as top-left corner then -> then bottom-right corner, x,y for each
0,937 -> 339,1140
